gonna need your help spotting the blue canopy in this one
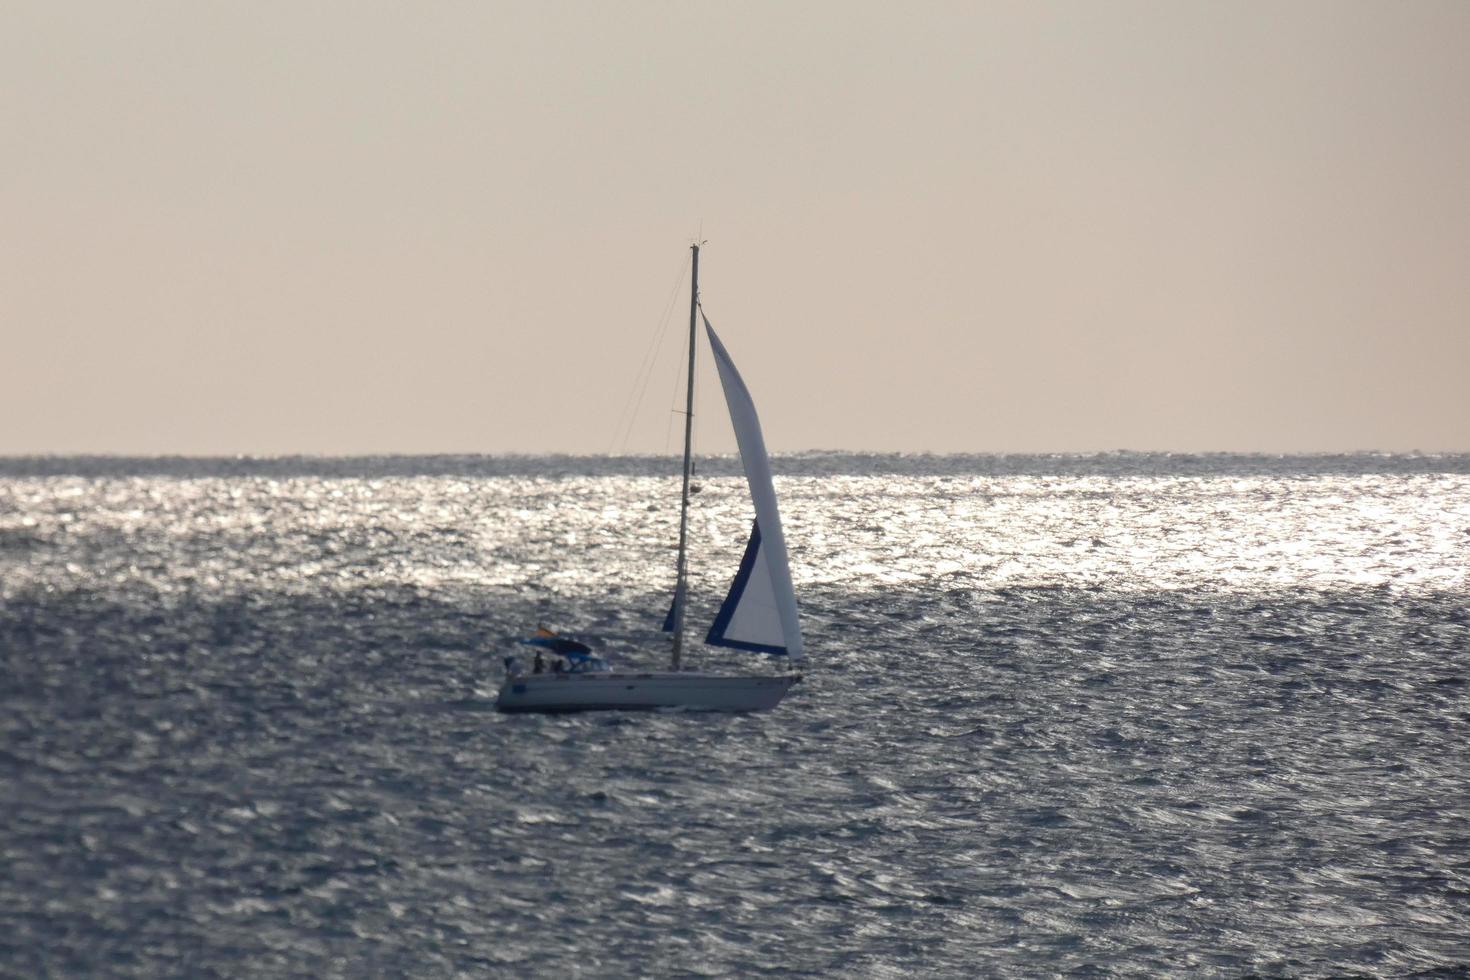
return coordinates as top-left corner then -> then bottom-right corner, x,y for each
521,635 -> 592,656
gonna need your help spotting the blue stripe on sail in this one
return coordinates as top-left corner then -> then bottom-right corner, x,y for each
706,520 -> 790,656
661,589 -> 678,632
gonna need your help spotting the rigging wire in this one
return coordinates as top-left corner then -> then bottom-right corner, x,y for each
664,316 -> 689,456
693,301 -> 709,466
690,313 -> 701,473
607,258 -> 688,455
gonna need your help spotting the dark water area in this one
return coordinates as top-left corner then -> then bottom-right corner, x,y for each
3,454 -> 1468,976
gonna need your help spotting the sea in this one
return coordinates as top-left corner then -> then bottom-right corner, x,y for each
2,453 -> 1468,978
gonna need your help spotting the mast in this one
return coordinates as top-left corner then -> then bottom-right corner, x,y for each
671,243 -> 699,670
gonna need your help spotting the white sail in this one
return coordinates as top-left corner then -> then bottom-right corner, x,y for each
702,315 -> 804,660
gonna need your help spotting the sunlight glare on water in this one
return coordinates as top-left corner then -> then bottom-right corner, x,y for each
2,454 -> 1468,976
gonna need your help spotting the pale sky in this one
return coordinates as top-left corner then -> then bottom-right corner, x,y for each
3,1 -> 1467,454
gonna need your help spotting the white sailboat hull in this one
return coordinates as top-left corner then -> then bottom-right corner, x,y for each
496,671 -> 800,714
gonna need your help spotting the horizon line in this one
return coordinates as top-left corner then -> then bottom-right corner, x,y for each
3,448 -> 1470,460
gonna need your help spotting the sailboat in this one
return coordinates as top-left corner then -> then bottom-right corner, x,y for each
495,244 -> 803,713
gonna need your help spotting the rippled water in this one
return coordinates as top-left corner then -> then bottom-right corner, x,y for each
3,454 -> 1468,977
